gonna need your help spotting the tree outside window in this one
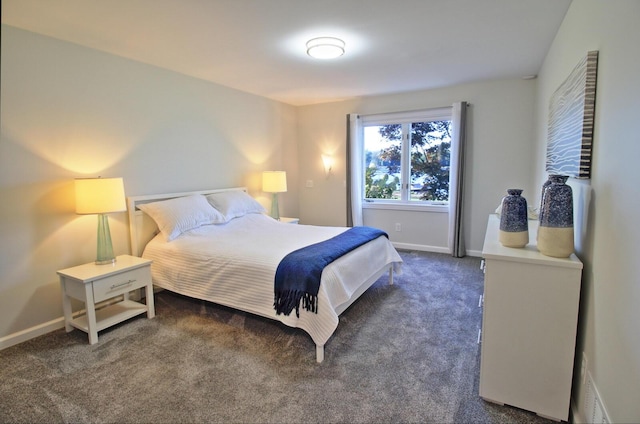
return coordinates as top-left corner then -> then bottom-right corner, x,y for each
364,119 -> 452,203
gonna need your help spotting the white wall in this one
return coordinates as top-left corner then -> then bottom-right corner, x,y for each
532,1 -> 640,422
296,79 -> 537,255
0,25 -> 298,345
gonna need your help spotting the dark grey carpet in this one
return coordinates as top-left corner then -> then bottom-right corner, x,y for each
0,251 -> 554,423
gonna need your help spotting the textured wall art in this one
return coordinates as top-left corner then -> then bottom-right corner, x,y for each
546,50 -> 598,179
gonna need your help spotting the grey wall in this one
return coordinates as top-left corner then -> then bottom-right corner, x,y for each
296,79 -> 537,255
0,25 -> 298,343
531,1 -> 640,422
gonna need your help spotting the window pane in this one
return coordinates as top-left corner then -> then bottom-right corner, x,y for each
364,125 -> 401,200
410,120 -> 452,202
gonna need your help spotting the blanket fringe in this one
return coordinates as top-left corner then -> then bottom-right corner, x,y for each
274,290 -> 318,318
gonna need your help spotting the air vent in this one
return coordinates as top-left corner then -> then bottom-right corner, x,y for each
584,371 -> 610,424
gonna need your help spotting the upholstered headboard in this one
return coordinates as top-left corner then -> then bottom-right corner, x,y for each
127,187 -> 248,257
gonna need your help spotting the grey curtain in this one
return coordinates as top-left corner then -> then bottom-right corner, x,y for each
448,101 -> 468,257
346,113 -> 363,227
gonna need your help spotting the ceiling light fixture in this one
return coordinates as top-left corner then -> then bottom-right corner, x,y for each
306,37 -> 345,59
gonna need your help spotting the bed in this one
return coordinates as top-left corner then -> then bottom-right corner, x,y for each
127,187 -> 402,362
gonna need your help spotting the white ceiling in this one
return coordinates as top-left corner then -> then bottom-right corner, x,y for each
2,0 -> 571,106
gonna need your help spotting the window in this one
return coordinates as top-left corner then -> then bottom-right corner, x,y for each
362,107 -> 452,207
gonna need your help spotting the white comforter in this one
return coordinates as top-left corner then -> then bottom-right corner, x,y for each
142,213 -> 402,347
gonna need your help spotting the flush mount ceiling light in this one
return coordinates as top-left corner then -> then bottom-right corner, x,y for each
306,37 -> 345,59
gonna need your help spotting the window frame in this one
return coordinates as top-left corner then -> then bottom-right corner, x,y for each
361,107 -> 452,211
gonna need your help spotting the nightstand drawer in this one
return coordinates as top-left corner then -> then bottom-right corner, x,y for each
92,266 -> 151,303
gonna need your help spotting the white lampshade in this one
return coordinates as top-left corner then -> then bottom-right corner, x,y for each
75,177 -> 126,265
75,177 -> 126,214
262,171 -> 287,193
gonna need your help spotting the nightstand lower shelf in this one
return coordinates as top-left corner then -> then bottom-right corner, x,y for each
69,299 -> 149,333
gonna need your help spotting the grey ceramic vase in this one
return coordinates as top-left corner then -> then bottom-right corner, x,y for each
537,175 -> 574,257
499,189 -> 529,248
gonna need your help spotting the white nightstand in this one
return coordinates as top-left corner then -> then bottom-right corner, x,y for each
57,255 -> 155,344
279,217 -> 299,224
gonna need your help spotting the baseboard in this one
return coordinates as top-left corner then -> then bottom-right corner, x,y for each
571,396 -> 585,423
466,249 -> 483,257
0,296 -> 138,351
392,242 -> 450,254
392,242 -> 482,258
0,317 -> 66,351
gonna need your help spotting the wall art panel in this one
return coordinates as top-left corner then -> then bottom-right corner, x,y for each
546,50 -> 598,179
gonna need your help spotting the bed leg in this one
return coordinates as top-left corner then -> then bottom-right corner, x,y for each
316,344 -> 325,363
388,267 -> 394,285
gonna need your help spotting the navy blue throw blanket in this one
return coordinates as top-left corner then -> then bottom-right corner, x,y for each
274,226 -> 388,317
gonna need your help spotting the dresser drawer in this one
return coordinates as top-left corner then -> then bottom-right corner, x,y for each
92,266 -> 151,303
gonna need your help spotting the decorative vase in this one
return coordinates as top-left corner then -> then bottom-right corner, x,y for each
537,175 -> 574,258
499,189 -> 529,248
539,175 -> 553,214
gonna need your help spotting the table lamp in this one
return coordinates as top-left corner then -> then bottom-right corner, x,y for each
262,171 -> 287,220
75,177 -> 126,265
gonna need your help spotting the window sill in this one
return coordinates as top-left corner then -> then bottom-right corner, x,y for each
362,201 -> 449,213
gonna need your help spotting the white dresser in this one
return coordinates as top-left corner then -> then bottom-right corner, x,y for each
480,215 -> 582,421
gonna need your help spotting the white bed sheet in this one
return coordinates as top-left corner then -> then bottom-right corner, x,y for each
142,213 -> 402,346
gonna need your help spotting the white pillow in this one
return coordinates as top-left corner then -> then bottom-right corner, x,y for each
138,194 -> 225,241
206,190 -> 265,222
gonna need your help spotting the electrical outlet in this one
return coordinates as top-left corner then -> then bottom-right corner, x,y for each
306,180 -> 314,188
395,223 -> 401,232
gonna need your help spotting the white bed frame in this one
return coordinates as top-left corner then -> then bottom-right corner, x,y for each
127,187 -> 394,362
